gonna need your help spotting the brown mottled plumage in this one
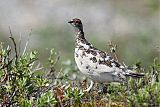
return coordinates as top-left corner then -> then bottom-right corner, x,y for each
68,18 -> 144,92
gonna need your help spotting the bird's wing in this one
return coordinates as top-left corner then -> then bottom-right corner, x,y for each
83,46 -> 125,74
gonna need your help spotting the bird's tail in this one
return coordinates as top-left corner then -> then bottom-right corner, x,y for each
125,70 -> 144,78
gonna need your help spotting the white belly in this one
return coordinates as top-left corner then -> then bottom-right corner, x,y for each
74,48 -> 122,83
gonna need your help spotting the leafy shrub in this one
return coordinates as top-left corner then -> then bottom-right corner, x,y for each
0,32 -> 160,107
0,39 -> 56,106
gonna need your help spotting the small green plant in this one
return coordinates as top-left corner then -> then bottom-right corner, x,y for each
0,31 -> 56,106
0,31 -> 160,107
65,87 -> 84,106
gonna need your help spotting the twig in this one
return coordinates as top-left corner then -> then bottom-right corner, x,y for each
27,58 -> 38,67
7,86 -> 17,106
108,40 -> 119,62
18,32 -> 22,56
33,67 -> 44,72
9,27 -> 18,60
53,55 -> 60,66
0,58 -> 13,70
6,45 -> 11,64
32,62 -> 43,72
22,29 -> 32,55
54,68 -> 63,85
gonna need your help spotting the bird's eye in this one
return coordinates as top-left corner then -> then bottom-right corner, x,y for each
75,20 -> 79,23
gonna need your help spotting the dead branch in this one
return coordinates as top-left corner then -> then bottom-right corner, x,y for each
9,27 -> 18,60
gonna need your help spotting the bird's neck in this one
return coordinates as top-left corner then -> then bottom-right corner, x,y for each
75,31 -> 88,46
76,30 -> 85,39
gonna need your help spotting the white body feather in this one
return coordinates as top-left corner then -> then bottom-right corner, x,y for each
75,47 -> 125,83
69,18 -> 144,92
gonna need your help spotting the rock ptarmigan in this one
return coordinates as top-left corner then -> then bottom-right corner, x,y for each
68,18 -> 144,92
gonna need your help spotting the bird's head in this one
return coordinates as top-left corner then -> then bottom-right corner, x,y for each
68,18 -> 83,32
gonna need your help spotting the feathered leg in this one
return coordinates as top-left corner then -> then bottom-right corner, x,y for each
83,80 -> 94,92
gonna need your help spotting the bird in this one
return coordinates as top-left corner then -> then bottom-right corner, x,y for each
68,18 -> 144,92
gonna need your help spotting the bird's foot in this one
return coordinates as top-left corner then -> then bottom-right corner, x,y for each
83,80 -> 94,93
98,84 -> 108,94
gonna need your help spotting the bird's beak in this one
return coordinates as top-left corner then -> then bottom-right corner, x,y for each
68,20 -> 73,23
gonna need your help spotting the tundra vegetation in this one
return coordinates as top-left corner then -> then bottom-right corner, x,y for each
0,31 -> 160,107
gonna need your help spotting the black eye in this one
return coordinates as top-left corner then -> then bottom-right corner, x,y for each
75,20 -> 79,23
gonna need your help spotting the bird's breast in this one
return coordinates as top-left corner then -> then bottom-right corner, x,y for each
74,48 -> 97,75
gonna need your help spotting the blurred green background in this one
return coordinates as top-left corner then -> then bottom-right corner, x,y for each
0,0 -> 159,67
